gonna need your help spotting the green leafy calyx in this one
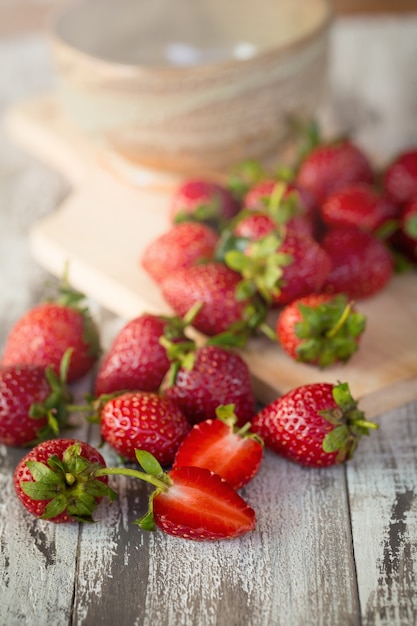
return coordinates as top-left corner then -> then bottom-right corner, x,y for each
215,404 -> 264,445
294,295 -> 366,367
225,232 -> 292,303
320,382 -> 378,461
28,349 -> 74,445
21,442 -> 117,522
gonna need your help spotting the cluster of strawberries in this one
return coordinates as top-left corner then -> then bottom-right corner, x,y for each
142,133 -> 417,366
1,127 -> 416,541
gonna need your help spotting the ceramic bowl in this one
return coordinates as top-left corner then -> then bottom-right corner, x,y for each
49,0 -> 333,177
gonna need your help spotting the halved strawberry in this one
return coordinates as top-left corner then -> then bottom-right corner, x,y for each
133,450 -> 256,541
173,405 -> 263,489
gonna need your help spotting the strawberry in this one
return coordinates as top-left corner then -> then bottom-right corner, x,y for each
296,140 -> 374,206
233,211 -> 276,241
383,148 -> 417,207
1,284 -> 100,383
173,405 -> 263,489
132,450 -> 256,540
14,439 -> 115,522
321,227 -> 393,299
391,199 -> 417,264
0,352 -> 72,447
226,230 -> 331,306
170,179 -> 239,228
15,442 -> 256,539
98,391 -> 191,465
160,262 -> 251,337
320,183 -> 399,235
162,344 -> 256,427
243,179 -> 316,238
94,311 -> 195,397
251,381 -> 378,467
276,293 -> 366,367
141,221 -> 218,283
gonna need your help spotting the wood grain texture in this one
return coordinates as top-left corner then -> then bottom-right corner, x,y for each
348,401 -> 417,626
2,394 -> 416,625
1,15 -> 417,626
0,394 -> 89,626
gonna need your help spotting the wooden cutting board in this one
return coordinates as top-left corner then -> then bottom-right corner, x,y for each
5,94 -> 417,417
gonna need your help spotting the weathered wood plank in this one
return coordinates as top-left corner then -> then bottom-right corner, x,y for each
0,359 -> 96,625
348,401 -> 417,626
0,413 -> 88,626
1,16 -> 417,626
71,447 -> 360,626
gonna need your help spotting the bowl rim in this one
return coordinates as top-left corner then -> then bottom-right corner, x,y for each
47,0 -> 334,77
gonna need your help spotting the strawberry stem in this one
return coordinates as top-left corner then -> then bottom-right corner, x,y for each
269,181 -> 286,213
65,472 -> 76,485
326,301 -> 353,338
235,422 -> 253,437
95,467 -> 170,491
351,418 -> 379,430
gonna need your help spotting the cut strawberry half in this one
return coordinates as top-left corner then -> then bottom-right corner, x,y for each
173,405 -> 263,489
152,466 -> 256,541
132,450 -> 256,541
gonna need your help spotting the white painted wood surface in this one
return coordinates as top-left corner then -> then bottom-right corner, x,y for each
1,14 -> 417,626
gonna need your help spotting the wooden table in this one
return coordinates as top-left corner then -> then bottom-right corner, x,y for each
1,10 -> 417,626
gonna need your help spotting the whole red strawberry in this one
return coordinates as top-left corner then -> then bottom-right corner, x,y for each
391,199 -> 417,264
321,227 -> 393,299
173,405 -> 263,489
233,211 -> 276,241
1,285 -> 100,383
226,230 -> 331,306
251,381 -> 378,467
273,232 -> 331,305
320,183 -> 399,235
14,439 -> 115,522
133,450 -> 256,541
99,391 -> 191,465
94,312 -> 191,397
296,140 -> 374,205
0,355 -> 72,447
243,179 -> 316,238
383,148 -> 417,207
160,262 -> 250,337
163,344 -> 256,427
141,221 -> 218,283
170,179 -> 239,227
277,293 -> 366,367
